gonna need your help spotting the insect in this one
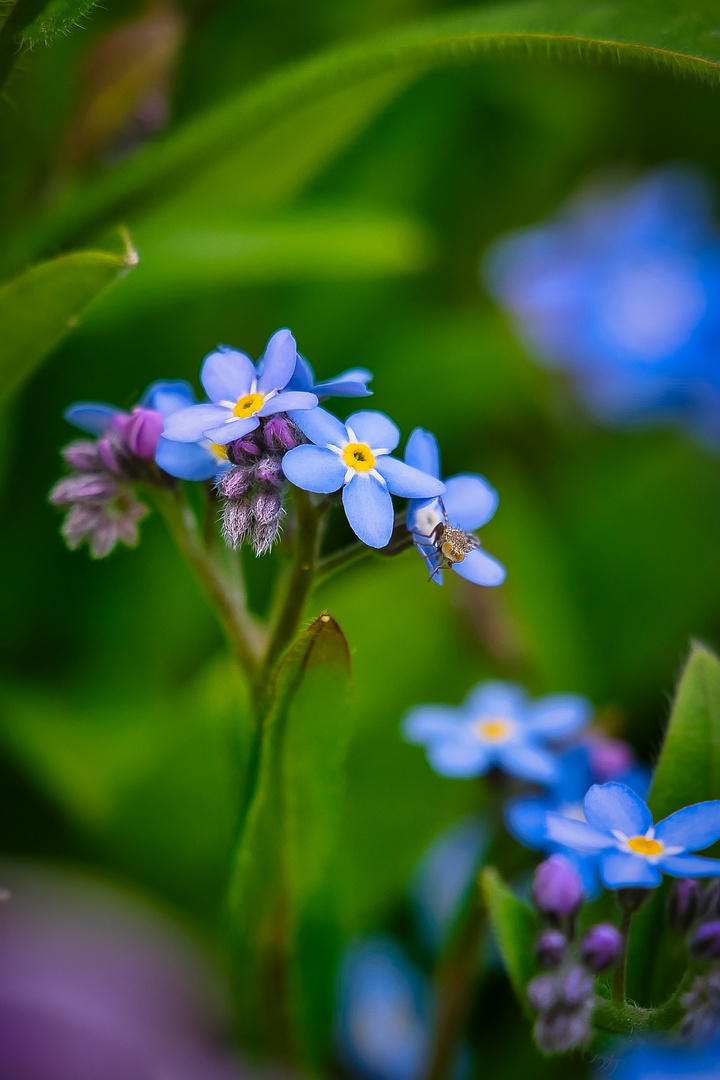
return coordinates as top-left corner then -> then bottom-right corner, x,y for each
411,497 -> 479,581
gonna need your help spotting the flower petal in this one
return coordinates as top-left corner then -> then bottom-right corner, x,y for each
655,801 -> 720,852
345,410 -> 400,452
442,474 -> 499,531
64,402 -> 119,435
657,854 -> 720,878
461,681 -> 526,720
282,445 -> 346,493
497,744 -> 558,785
402,705 -> 460,744
155,438 -> 219,481
342,473 -> 394,548
290,406 -> 348,448
546,814 -> 612,852
162,403 -> 230,442
601,852 -> 662,889
505,798 -> 552,849
451,548 -> 506,587
525,694 -> 592,740
140,379 -> 196,416
404,428 -> 441,478
200,346 -> 255,402
258,391 -> 318,416
202,416 -> 259,444
288,354 -> 314,392
583,781 -> 653,837
426,739 -> 491,778
257,328 -> 297,393
375,457 -> 445,498
314,368 -> 373,398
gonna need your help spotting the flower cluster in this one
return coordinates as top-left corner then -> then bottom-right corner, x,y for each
52,329 -> 504,582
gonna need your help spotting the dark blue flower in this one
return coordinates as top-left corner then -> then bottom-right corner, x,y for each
282,408 -> 444,548
162,328 -> 317,446
288,353 -> 373,398
607,1038 -> 720,1080
403,429 -> 505,587
402,680 -> 590,785
546,781 -> 720,889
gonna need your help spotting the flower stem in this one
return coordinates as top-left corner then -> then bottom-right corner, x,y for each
612,908 -> 634,1004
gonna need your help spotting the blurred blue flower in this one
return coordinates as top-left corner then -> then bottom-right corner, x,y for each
289,354 -> 373,398
282,408 -> 444,548
484,166 -> 720,444
547,781 -> 720,888
607,1037 -> 720,1080
410,816 -> 488,953
402,681 -> 591,785
162,328 -> 317,446
505,739 -> 650,896
403,428 -> 505,587
336,938 -> 432,1080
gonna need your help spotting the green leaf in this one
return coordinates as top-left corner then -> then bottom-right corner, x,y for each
648,643 -> 720,820
480,866 -> 538,1011
0,241 -> 137,404
12,0 -> 720,267
20,0 -> 102,42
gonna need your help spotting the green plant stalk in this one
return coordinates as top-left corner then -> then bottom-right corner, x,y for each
612,908 -> 634,1004
0,0 -> 49,95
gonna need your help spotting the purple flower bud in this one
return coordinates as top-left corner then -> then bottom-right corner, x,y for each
218,466 -> 253,499
527,973 -> 561,1014
97,436 -> 124,474
49,473 -> 118,506
227,435 -> 261,464
585,736 -> 634,783
263,415 -> 299,451
559,964 -> 594,1008
534,930 -> 567,970
532,856 -> 584,919
690,919 -> 720,961
534,1002 -> 593,1055
254,455 -> 284,486
667,878 -> 702,933
222,499 -> 252,550
123,407 -> 164,460
579,923 -> 623,972
251,490 -> 283,526
61,440 -> 104,472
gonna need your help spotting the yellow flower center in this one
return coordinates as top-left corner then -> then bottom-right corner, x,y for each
342,442 -> 375,471
233,392 -> 264,418
627,836 -> 663,856
474,718 -> 512,742
211,443 -> 228,459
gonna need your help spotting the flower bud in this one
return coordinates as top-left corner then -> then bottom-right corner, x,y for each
218,466 -> 253,499
254,455 -> 284,486
534,1004 -> 593,1056
252,489 -> 283,526
62,440 -> 104,472
49,473 -> 118,506
263,415 -> 299,451
559,964 -> 594,1008
690,919 -> 720,961
667,878 -> 702,933
532,856 -> 584,919
227,436 -> 261,464
123,407 -> 164,460
222,499 -> 252,549
527,973 -> 561,1014
97,436 -> 124,474
534,930 -> 567,970
579,923 -> 623,972
585,736 -> 634,783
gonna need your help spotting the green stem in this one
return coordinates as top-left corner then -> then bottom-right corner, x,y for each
612,908 -> 634,1004
0,0 -> 48,95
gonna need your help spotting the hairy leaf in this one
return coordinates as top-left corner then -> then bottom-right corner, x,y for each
21,0 -> 103,43
481,866 -> 538,1012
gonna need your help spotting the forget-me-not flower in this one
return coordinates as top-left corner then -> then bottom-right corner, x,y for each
546,781 -> 720,888
162,328 -> 318,446
147,382 -> 232,481
282,408 -> 444,548
402,680 -> 591,785
605,1038 -> 720,1080
404,428 -> 505,587
288,353 -> 373,398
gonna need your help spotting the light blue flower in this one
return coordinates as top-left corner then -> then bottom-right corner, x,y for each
282,408 -> 444,548
289,354 -> 373,398
410,816 -> 488,953
402,681 -> 591,785
335,938 -> 432,1080
145,381 -> 232,481
404,428 -> 505,587
162,328 -> 318,446
547,781 -> 720,888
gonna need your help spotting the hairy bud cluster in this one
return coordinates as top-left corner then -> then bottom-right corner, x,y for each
218,416 -> 300,555
527,966 -> 594,1055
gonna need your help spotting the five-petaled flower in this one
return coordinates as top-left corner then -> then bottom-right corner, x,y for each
162,328 -> 317,446
404,428 -> 505,586
282,407 -> 444,548
546,781 -> 720,889
288,354 -> 373,399
402,680 -> 590,785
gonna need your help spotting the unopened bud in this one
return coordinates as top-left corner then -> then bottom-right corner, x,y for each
527,973 -> 561,1014
222,499 -> 252,549
123,407 -> 164,460
690,919 -> 720,961
667,878 -> 702,933
534,930 -> 567,970
218,466 -> 254,499
254,455 -> 284,486
62,440 -> 103,472
534,1004 -> 593,1056
559,964 -> 594,1008
227,435 -> 261,464
579,923 -> 623,972
97,436 -> 123,474
263,415 -> 299,451
532,856 -> 584,919
49,473 -> 118,505
585,736 -> 634,783
252,489 -> 283,526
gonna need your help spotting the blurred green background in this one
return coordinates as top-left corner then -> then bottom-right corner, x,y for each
2,1 -> 720,1074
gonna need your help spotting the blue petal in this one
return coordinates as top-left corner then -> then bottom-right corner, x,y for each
375,457 -> 445,498
257,328 -> 297,393
461,681 -> 526,720
345,410 -> 400,452
402,705 -> 459,744
525,694 -> 592,740
442,474 -> 499,531
342,473 -> 394,548
451,548 -> 506,586
139,379 -> 196,416
655,801 -> 720,852
288,354 -> 314,392
584,782 -> 652,837
200,346 -> 255,402
601,852 -> 662,889
505,797 -> 553,849
155,438 -> 220,481
259,391 -> 317,416
314,368 -> 373,398
64,402 -> 119,435
545,814 -> 612,852
657,854 -> 720,878
290,406 -> 348,448
202,416 -> 259,444
497,744 -> 558,785
282,445 -> 346,493
162,403 -> 230,442
404,428 -> 441,478
426,739 -> 491,778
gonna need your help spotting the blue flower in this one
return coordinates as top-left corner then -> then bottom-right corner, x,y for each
288,353 -> 373,398
546,781 -> 720,888
282,408 -> 444,548
484,166 -> 720,445
403,428 -> 505,587
410,816 -> 488,953
144,381 -> 232,481
402,681 -> 591,785
607,1038 -> 720,1080
162,328 -> 318,446
335,938 -> 432,1080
